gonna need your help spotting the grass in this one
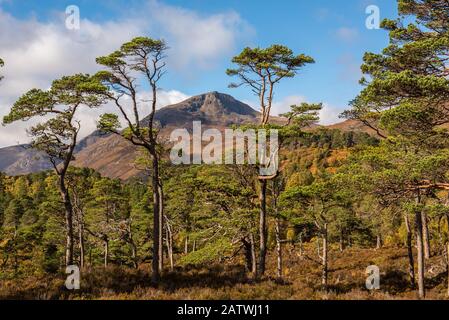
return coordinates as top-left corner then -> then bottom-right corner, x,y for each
0,245 -> 448,300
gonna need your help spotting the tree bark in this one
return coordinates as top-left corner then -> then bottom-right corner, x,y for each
158,184 -> 164,273
242,238 -> 252,273
376,234 -> 382,250
127,220 -> 138,269
72,189 -> 85,269
12,227 -> 18,276
321,224 -> 328,290
421,211 -> 431,259
242,236 -> 257,276
150,147 -> 161,284
444,214 -> 449,297
415,194 -> 425,299
257,179 -> 268,278
317,236 -> 321,257
147,77 -> 163,284
184,236 -> 189,254
404,213 -> 415,287
339,232 -> 345,252
79,217 -> 85,269
103,237 -> 109,267
60,178 -> 74,267
250,233 -> 257,276
447,241 -> 449,297
131,241 -> 138,269
165,217 -> 174,272
275,218 -> 282,279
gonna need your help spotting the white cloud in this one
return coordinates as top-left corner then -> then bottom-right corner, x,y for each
146,0 -> 254,71
242,96 -> 307,118
0,1 -> 252,147
74,89 -> 190,140
335,27 -> 359,43
319,103 -> 342,125
0,9 -> 147,147
271,95 -> 307,116
272,95 -> 341,125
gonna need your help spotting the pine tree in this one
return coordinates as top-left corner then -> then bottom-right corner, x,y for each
342,0 -> 449,298
2,74 -> 106,266
95,37 -> 168,283
227,46 -> 316,277
85,178 -> 127,267
281,173 -> 353,290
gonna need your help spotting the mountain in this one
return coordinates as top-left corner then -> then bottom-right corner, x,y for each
0,92 -> 262,178
0,129 -> 109,177
0,92 -> 371,179
0,145 -> 54,176
71,91 -> 264,180
153,91 -> 259,127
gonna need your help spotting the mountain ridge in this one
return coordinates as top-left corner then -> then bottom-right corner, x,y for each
0,92 -> 364,178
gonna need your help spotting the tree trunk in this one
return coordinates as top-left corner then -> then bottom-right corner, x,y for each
415,194 -> 425,299
60,179 -> 74,267
242,238 -> 252,273
73,190 -> 85,269
79,219 -> 85,269
376,234 -> 382,250
250,233 -> 257,276
447,241 -> 449,297
275,218 -> 282,279
184,236 -> 189,254
165,217 -> 174,272
103,237 -> 109,267
242,235 -> 257,276
446,202 -> 449,297
131,241 -> 138,269
339,232 -> 345,252
321,224 -> 328,290
421,211 -> 431,259
298,233 -> 303,257
127,221 -> 138,269
445,214 -> 449,297
404,213 -> 415,287
150,148 -> 161,284
12,228 -> 18,276
317,236 -> 321,257
193,240 -> 196,252
158,184 -> 164,273
257,179 -> 268,278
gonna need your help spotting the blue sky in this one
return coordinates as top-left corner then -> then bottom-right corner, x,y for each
0,0 -> 399,146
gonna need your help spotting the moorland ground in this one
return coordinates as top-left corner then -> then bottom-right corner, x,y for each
1,245 -> 448,300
